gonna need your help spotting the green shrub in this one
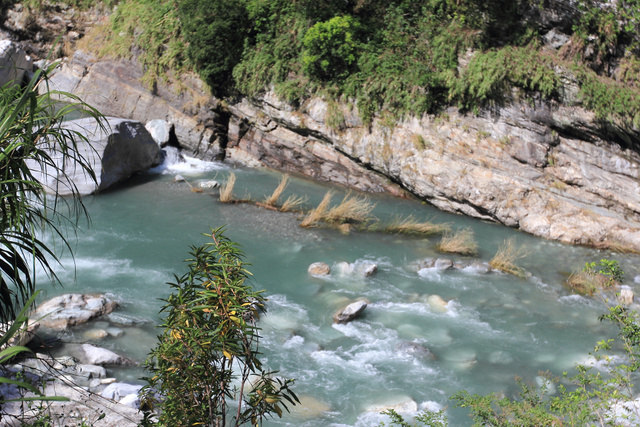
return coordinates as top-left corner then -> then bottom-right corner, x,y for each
302,15 -> 361,81
452,45 -> 561,110
141,227 -> 298,426
178,0 -> 250,96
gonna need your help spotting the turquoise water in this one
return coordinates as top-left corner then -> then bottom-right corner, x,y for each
37,154 -> 640,425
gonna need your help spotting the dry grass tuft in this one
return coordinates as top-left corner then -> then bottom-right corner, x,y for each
300,191 -> 333,228
436,227 -> 478,256
591,239 -> 640,254
219,172 -> 236,203
264,175 -> 290,207
324,193 -> 376,224
565,271 -> 610,296
385,215 -> 451,235
280,194 -> 308,212
489,238 -> 528,278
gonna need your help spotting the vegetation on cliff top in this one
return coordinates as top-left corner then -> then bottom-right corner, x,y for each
73,0 -> 640,127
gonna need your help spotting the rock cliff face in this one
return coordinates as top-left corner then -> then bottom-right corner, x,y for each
47,51 -> 640,252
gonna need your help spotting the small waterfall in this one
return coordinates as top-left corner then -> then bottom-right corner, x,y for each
149,146 -> 224,174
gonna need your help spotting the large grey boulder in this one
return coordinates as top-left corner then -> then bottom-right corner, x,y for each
0,39 -> 32,87
29,116 -> 160,195
31,294 -> 118,331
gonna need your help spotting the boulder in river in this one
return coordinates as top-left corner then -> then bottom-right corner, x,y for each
76,343 -> 130,366
28,116 -> 160,196
31,294 -> 118,331
308,262 -> 331,277
333,300 -> 367,324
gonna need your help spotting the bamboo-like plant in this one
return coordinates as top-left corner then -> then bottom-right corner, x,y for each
0,65 -> 105,323
141,227 -> 298,426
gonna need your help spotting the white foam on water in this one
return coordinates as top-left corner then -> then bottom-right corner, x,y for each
149,147 -> 225,174
417,268 -> 443,280
51,256 -> 171,285
310,350 -> 378,377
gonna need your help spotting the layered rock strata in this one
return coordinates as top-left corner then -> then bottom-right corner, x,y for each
46,52 -> 640,251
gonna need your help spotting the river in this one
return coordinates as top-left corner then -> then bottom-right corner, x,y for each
37,152 -> 639,426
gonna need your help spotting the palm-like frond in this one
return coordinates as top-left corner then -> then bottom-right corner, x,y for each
0,65 -> 105,322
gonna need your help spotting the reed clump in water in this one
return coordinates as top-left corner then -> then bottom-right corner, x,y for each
324,193 -> 376,225
383,215 -> 451,235
436,227 -> 478,256
489,238 -> 528,278
219,172 -> 236,203
300,191 -> 333,228
565,271 -> 609,296
263,175 -> 290,207
300,192 -> 375,229
280,194 -> 308,212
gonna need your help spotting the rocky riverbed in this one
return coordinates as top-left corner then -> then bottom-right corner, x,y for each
1,293 -> 145,426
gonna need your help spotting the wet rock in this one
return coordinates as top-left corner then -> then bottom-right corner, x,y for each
416,258 -> 435,270
333,300 -> 367,324
106,327 -> 124,338
434,258 -> 453,270
334,261 -> 354,276
396,341 -> 436,361
355,261 -> 378,277
32,294 -> 118,331
106,313 -> 147,326
443,347 -> 477,370
308,262 -> 331,277
199,180 -> 220,189
426,295 -> 449,313
77,344 -> 128,366
467,261 -> 492,274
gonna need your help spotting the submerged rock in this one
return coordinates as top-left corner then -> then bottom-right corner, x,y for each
334,261 -> 354,276
396,341 -> 436,361
355,260 -> 378,277
333,300 -> 368,324
289,395 -> 331,420
365,395 -> 419,414
426,295 -> 449,313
